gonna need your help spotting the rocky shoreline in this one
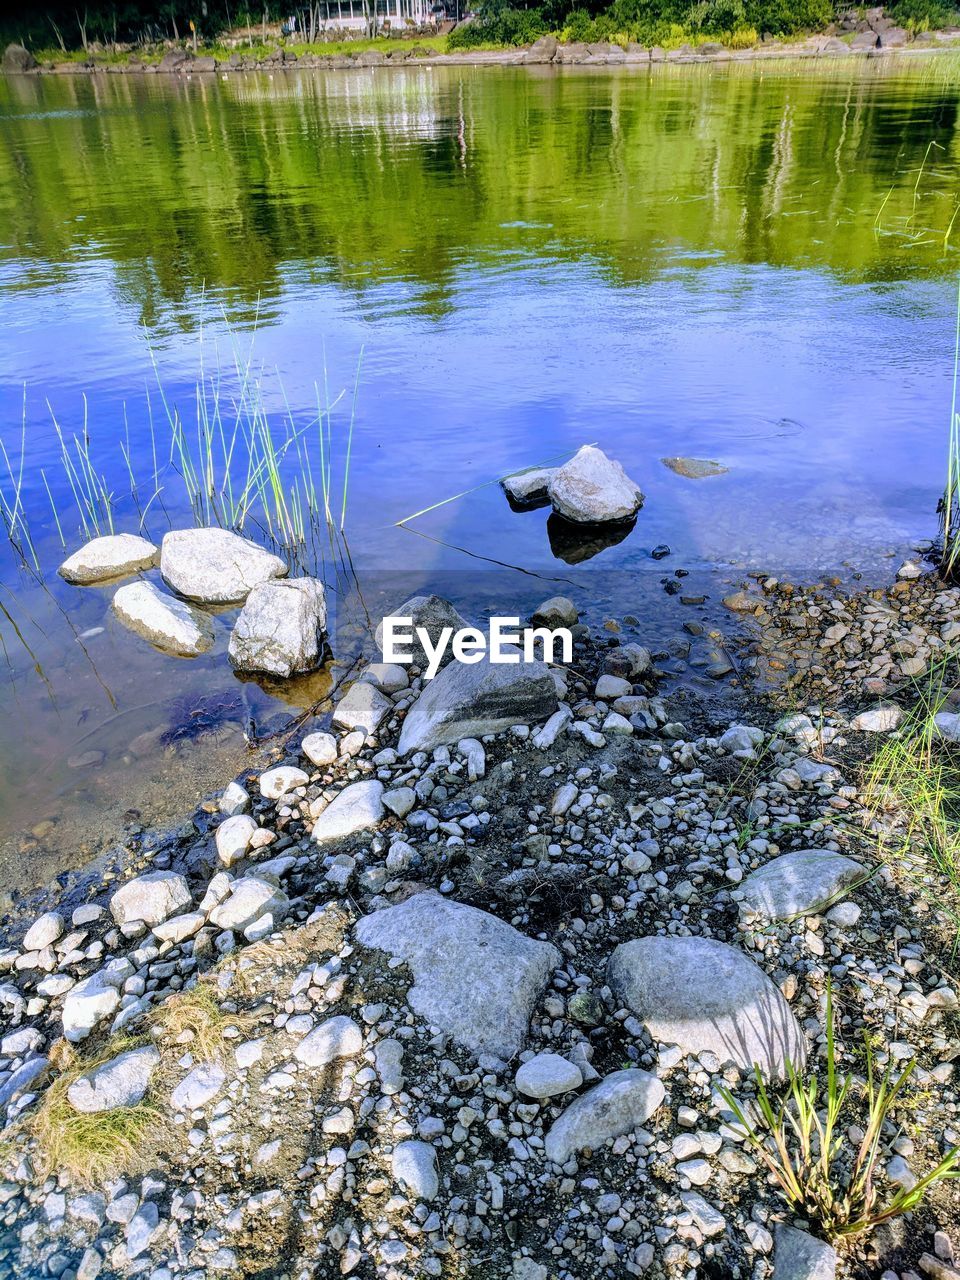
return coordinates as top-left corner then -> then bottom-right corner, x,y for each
4,27 -> 960,77
0,560 -> 958,1280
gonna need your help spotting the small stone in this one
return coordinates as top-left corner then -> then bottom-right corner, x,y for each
302,731 -> 338,766
391,1139 -> 439,1201
259,766 -> 309,800
215,815 -> 257,867
515,1053 -> 582,1099
294,1015 -> 363,1068
171,1063 -> 226,1112
23,912 -> 64,952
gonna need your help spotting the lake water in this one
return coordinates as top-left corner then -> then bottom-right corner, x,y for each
2,57 -> 960,892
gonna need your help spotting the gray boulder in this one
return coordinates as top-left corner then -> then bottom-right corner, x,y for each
110,871 -> 192,928
332,681 -> 393,734
59,533 -> 159,585
734,851 -> 867,922
312,779 -> 384,844
354,891 -> 559,1059
67,1046 -> 160,1113
547,446 -> 643,524
227,577 -> 327,677
773,1223 -> 837,1280
160,528 -> 286,605
207,877 -> 289,933
375,595 -> 469,672
112,581 -> 214,657
500,466 -> 556,508
2,44 -> 37,72
544,1069 -> 665,1163
608,936 -> 805,1077
397,655 -> 557,754
392,1140 -> 439,1201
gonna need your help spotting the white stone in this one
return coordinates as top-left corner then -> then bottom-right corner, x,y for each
112,581 -> 214,657
850,705 -> 903,733
772,1223 -> 837,1280
208,877 -> 289,934
294,1015 -> 363,1068
332,682 -> 393,735
58,534 -> 158,585
215,815 -> 258,867
219,781 -> 250,816
23,912 -> 64,952
360,663 -> 409,693
110,872 -> 192,928
171,1063 -> 226,1111
160,527 -> 286,605
734,851 -> 867,922
547,445 -> 643,524
500,466 -> 556,506
515,1053 -> 582,1099
62,970 -> 123,1043
392,1140 -> 439,1201
259,766 -> 308,800
67,1046 -> 159,1113
544,1069 -> 665,1163
596,674 -> 631,699
228,577 -> 326,676
302,732 -> 338,766
312,780 -> 384,844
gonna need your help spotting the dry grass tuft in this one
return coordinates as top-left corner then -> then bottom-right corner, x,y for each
153,981 -> 251,1061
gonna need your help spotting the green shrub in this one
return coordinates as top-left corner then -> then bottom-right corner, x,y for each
888,0 -> 958,28
448,6 -> 549,46
743,0 -> 834,33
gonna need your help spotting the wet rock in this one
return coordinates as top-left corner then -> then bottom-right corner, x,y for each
392,1139 -> 439,1201
67,1046 -> 160,1113
360,662 -> 409,693
546,512 -> 636,563
734,851 -> 867,922
208,877 -> 289,933
294,1015 -> 362,1068
397,655 -> 557,754
544,1069 -> 665,1163
160,527 -> 286,605
228,577 -> 327,676
547,445 -> 644,524
501,466 -> 556,509
376,594 -> 469,672
332,681 -> 393,734
110,871 -> 192,928
531,596 -> 578,627
661,456 -> 729,479
354,891 -> 559,1059
773,1223 -> 837,1280
515,1053 -> 583,1099
312,779 -> 384,844
608,936 -> 805,1077
58,533 -> 158,585
112,581 -> 214,657
171,1062 -> 226,1111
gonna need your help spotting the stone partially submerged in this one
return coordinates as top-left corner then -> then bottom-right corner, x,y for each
500,465 -> 556,510
112,581 -> 214,657
547,446 -> 643,524
608,936 -> 805,1077
544,1069 -> 665,1164
58,533 -> 159,585
397,655 -> 557,754
228,577 -> 327,677
734,851 -> 868,922
160,528 -> 287,605
354,891 -> 559,1059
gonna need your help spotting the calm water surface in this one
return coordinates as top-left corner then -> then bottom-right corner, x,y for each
2,59 -> 960,890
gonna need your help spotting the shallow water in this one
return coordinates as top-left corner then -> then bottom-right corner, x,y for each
1,58 -> 960,890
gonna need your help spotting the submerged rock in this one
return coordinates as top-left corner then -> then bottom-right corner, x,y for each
397,655 -> 557,754
500,465 -> 556,510
547,446 -> 643,524
375,595 -> 469,673
544,1069 -> 665,1163
112,581 -> 214,657
607,936 -> 805,1077
160,528 -> 287,605
354,890 -> 560,1059
228,577 -> 327,677
734,851 -> 867,922
67,1045 -> 160,1113
661,456 -> 729,479
58,533 -> 159,585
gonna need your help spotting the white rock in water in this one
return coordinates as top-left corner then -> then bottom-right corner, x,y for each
171,1062 -> 226,1112
160,527 -> 287,605
302,731 -> 337,766
531,596 -> 578,627
67,1045 -> 160,1113
23,912 -> 64,952
58,533 -> 159,585
607,936 -> 805,1077
392,1140 -> 440,1201
734,851 -> 867,922
547,446 -> 644,524
515,1053 -> 582,1099
354,891 -> 559,1059
544,1069 -> 665,1163
259,766 -> 308,800
500,466 -> 556,507
375,595 -> 469,673
397,655 -> 557,755
208,877 -> 289,933
312,780 -> 384,844
215,815 -> 258,867
110,871 -> 192,928
227,577 -> 326,676
332,682 -> 393,734
294,1015 -> 363,1068
112,581 -> 214,657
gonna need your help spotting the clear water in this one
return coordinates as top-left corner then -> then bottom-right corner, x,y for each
2,58 -> 960,890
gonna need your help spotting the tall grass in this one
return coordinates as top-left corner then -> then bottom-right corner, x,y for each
940,277 -> 960,579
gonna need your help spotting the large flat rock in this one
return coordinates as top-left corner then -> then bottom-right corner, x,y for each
160,528 -> 287,605
354,891 -> 559,1059
67,1045 -> 159,1113
607,936 -> 805,1077
397,655 -> 557,755
734,851 -> 867,922
110,871 -> 192,928
228,577 -> 327,677
544,1069 -> 665,1163
59,533 -> 159,585
112,581 -> 214,657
